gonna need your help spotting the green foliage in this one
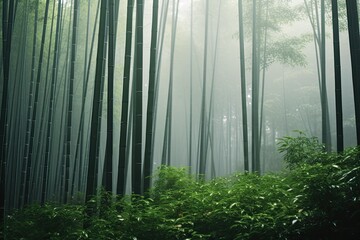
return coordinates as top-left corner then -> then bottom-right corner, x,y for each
3,203 -> 84,240
2,141 -> 360,239
285,146 -> 360,239
265,35 -> 310,68
151,165 -> 196,201
277,131 -> 325,169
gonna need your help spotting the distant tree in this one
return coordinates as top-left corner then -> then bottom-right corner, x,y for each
207,0 -> 222,179
244,0 -> 307,173
302,0 -> 331,151
238,0 -> 249,172
199,0 -> 210,178
162,0 -> 180,166
251,0 -> 260,173
188,0 -> 194,174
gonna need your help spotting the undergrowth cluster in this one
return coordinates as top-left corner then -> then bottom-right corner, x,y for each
2,134 -> 360,239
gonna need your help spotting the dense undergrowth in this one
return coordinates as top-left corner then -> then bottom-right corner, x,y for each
2,134 -> 360,239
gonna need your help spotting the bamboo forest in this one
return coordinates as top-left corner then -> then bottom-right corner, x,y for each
1,0 -> 360,239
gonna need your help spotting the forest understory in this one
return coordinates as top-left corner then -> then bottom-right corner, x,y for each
2,135 -> 360,240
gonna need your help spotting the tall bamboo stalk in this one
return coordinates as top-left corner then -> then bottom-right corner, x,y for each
331,0 -> 343,152
162,0 -> 180,166
320,0 -> 330,151
1,0 -> 15,221
63,0 -> 79,203
132,0 -> 144,195
238,0 -> 249,172
199,0 -> 210,178
345,0 -> 360,145
42,0 -> 62,206
251,0 -> 260,173
117,0 -> 134,196
73,0 -> 101,195
104,0 -> 119,192
19,0 -> 39,206
144,0 -> 159,194
188,0 -> 193,174
86,0 -> 108,202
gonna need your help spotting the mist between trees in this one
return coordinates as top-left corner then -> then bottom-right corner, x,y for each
0,0 -> 359,216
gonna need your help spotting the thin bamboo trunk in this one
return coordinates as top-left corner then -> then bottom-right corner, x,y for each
258,0 -> 270,168
331,0 -> 343,152
345,0 -> 360,145
162,0 -> 180,166
117,0 -> 134,196
63,0 -> 79,203
132,0 -> 144,195
304,0 -> 331,150
86,0 -> 108,202
104,0 -> 119,192
7,1 -> 30,209
251,0 -> 260,173
199,0 -> 210,178
144,0 -> 159,194
19,0 -> 39,206
42,0 -> 62,206
73,0 -> 101,195
238,0 -> 249,172
206,0 -> 222,176
1,0 -> 14,218
188,0 -> 193,174
151,0 -> 169,168
320,0 -> 331,151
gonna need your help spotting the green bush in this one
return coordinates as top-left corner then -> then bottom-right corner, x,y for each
277,131 -> 325,169
4,203 -> 84,240
2,136 -> 360,239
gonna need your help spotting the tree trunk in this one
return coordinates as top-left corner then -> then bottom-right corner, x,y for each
132,0 -> 144,195
1,0 -> 15,223
188,0 -> 193,174
42,0 -> 62,206
117,0 -> 134,196
238,0 -> 249,172
251,0 -> 260,173
20,0 -> 40,206
331,0 -> 344,152
199,0 -> 210,178
162,0 -> 180,166
104,0 -> 118,193
345,0 -> 360,145
144,0 -> 159,194
86,0 -> 107,202
320,0 -> 331,151
64,0 -> 79,203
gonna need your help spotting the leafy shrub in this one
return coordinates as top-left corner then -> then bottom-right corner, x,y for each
277,131 -> 325,169
3,137 -> 360,240
286,146 -> 360,239
150,165 -> 196,202
4,203 -> 84,240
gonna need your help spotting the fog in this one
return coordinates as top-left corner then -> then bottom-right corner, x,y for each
1,0 -> 359,206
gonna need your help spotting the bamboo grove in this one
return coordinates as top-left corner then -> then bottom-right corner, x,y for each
1,0 -> 360,219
